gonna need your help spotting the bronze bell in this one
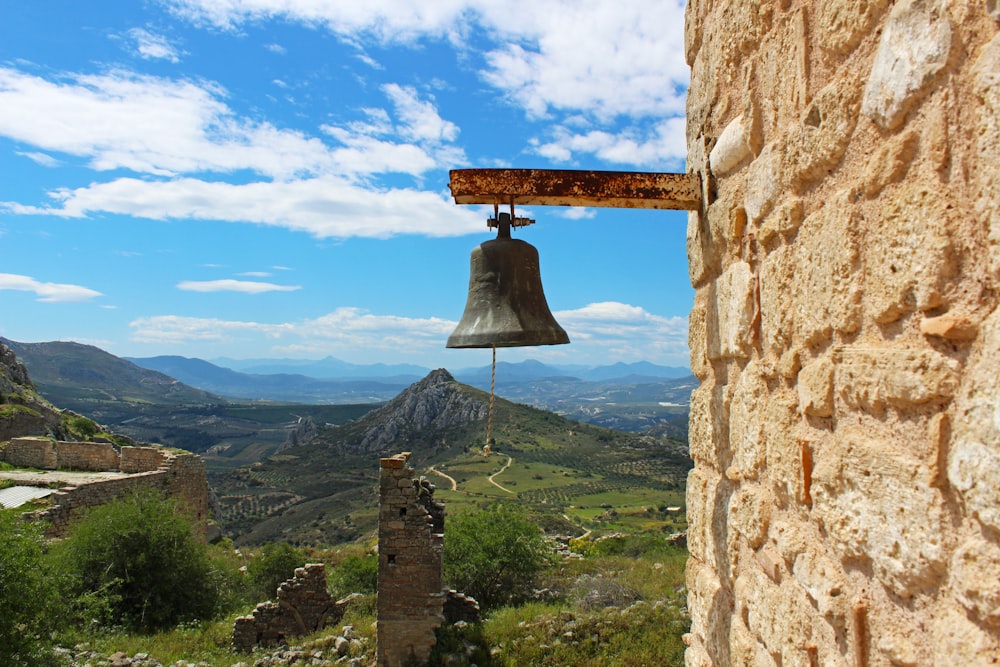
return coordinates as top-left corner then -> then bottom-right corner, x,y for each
447,213 -> 569,348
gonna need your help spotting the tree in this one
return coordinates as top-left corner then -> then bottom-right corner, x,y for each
443,504 -> 552,611
0,511 -> 61,666
246,542 -> 307,601
53,488 -> 222,632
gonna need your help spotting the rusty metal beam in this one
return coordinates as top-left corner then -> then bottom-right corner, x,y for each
449,168 -> 701,211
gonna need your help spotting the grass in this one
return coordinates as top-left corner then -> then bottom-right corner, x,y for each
49,532 -> 688,667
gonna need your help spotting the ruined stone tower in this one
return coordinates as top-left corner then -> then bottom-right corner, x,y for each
683,1 -> 999,665
377,453 -> 447,667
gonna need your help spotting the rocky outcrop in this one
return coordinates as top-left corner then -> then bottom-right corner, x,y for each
356,369 -> 487,453
0,341 -> 64,441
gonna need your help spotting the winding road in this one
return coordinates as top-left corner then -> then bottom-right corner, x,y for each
487,453 -> 515,494
427,466 -> 458,491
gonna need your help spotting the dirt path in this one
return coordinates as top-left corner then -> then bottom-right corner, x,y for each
487,453 -> 515,494
427,466 -> 458,491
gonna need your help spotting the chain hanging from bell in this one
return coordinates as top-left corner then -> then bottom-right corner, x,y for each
446,212 -> 569,349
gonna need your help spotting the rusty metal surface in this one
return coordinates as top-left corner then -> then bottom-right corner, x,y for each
449,168 -> 701,210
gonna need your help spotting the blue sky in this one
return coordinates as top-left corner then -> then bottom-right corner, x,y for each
0,0 -> 693,369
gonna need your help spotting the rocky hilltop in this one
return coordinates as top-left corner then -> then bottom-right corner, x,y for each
0,341 -> 139,446
1,341 -> 71,441
354,369 -> 488,453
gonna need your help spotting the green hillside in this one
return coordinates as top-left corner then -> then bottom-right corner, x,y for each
213,370 -> 690,546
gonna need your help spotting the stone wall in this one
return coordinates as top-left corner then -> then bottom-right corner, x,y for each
683,2 -> 999,665
377,453 -> 447,667
232,563 -> 344,653
2,438 -> 213,537
1,437 -> 148,472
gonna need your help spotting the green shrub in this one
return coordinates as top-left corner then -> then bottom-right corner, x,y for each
444,504 -> 553,611
328,553 -> 377,599
52,488 -> 224,632
0,511 -> 62,666
246,542 -> 307,602
64,414 -> 99,440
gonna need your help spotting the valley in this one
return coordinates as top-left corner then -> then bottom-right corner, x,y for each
3,338 -> 693,547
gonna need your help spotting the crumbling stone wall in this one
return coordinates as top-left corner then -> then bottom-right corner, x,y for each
1,437 -> 157,472
684,2 -> 999,665
377,453 -> 447,667
3,438 -> 213,537
233,563 -> 344,652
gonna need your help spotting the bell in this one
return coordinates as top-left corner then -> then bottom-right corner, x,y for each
447,214 -> 570,348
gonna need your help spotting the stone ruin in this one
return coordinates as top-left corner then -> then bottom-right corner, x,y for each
0,436 -> 214,538
377,452 -> 479,667
684,1 -> 999,665
232,563 -> 348,653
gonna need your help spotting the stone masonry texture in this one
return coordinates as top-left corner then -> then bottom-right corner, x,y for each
2,438 -> 212,538
377,453 -> 450,667
684,2 -> 999,665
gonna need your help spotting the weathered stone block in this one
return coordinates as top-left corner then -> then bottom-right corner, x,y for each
951,535 -> 1000,627
689,383 -> 731,469
786,77 -> 861,188
710,116 -> 753,175
974,34 -> 1000,278
729,361 -> 768,478
816,0 -> 890,59
948,307 -> 1000,532
861,0 -> 952,130
797,355 -> 834,418
687,558 -> 732,667
834,346 -> 959,410
812,430 -> 946,598
757,244 -> 794,357
728,483 -> 771,550
762,391 -> 799,507
714,261 -> 756,359
745,143 -> 785,223
757,198 -> 803,245
866,185 -> 956,324
793,193 -> 862,345
862,130 -> 919,197
688,291 -> 712,380
932,607 -> 1000,667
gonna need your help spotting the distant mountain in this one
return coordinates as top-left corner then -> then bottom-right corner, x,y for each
578,361 -> 691,382
453,359 -> 570,384
126,355 -> 409,403
210,355 -> 429,381
1,339 -> 219,410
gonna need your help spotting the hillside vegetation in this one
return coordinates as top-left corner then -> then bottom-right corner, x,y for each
213,369 -> 690,546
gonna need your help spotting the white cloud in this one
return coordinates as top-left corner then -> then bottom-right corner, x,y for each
382,83 -> 459,143
3,176 -> 485,239
129,28 -> 183,63
554,301 -> 688,352
479,0 -> 688,121
532,117 -> 687,168
0,273 -> 103,303
0,67 -> 462,181
177,279 -> 301,293
129,315 -> 293,344
16,151 -> 59,167
265,42 -> 286,54
129,307 -> 454,352
127,301 -> 688,365
162,0 -> 688,123
0,67 -> 333,179
238,271 -> 272,277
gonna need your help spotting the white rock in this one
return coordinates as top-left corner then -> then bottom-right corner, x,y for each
861,0 -> 952,129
